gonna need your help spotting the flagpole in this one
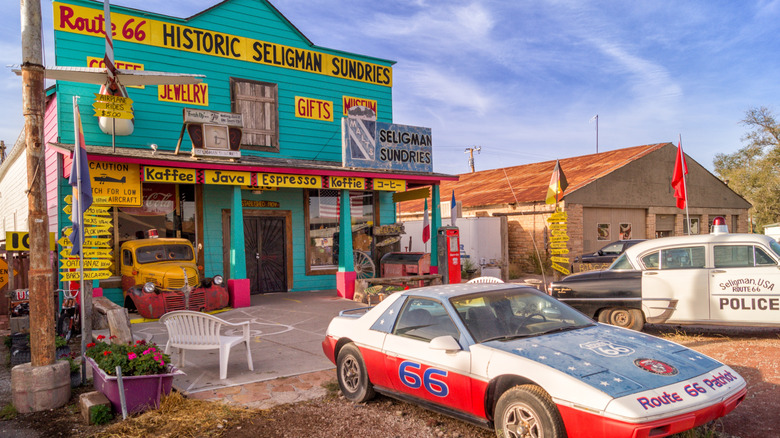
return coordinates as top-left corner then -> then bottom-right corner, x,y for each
74,96 -> 88,383
680,134 -> 691,235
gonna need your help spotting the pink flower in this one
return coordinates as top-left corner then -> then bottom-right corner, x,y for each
128,352 -> 137,361
143,347 -> 157,355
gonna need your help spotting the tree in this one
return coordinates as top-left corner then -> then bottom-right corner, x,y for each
714,107 -> 780,231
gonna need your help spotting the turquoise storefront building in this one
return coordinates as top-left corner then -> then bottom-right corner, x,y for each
47,0 -> 455,306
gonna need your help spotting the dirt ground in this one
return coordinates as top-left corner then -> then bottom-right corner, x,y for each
1,324 -> 778,438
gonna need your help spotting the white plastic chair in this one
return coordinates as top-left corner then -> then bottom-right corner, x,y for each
467,276 -> 504,284
160,310 -> 253,380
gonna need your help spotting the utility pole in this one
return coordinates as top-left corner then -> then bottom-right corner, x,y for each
464,145 -> 481,173
21,0 -> 55,366
0,140 -> 6,163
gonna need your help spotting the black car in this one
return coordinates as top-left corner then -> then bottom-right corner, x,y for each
573,239 -> 644,264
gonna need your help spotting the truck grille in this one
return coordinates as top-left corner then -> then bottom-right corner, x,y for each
167,274 -> 198,289
164,290 -> 206,312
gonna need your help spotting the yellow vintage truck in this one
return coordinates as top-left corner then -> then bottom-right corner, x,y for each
120,238 -> 229,319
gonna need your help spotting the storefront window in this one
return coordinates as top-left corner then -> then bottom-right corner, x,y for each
306,189 -> 374,271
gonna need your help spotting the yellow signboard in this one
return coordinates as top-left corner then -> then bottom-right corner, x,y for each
158,83 -> 209,106
373,179 -> 406,192
59,269 -> 112,282
89,162 -> 141,206
60,258 -> 113,270
53,2 -> 392,87
143,166 -> 197,184
0,258 -> 11,290
87,57 -> 144,89
93,93 -> 133,105
342,96 -> 378,116
83,216 -> 112,227
83,238 -> 112,248
63,205 -> 72,215
5,232 -> 56,251
59,248 -> 113,259
294,96 -> 333,122
93,108 -> 133,120
84,226 -> 112,237
256,173 -> 321,188
330,177 -> 365,190
203,170 -> 252,185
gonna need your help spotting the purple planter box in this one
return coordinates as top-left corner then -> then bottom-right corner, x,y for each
86,357 -> 184,414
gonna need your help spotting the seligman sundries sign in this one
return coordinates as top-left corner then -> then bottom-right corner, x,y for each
342,117 -> 432,172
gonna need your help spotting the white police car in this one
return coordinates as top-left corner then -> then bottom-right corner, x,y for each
322,283 -> 745,437
551,218 -> 780,330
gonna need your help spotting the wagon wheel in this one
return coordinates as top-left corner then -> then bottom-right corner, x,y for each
353,251 -> 376,279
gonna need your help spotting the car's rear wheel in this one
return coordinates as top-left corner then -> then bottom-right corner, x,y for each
599,307 -> 644,331
337,343 -> 375,403
495,385 -> 566,438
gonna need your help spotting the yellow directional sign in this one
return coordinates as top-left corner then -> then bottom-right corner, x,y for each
83,216 -> 112,227
551,256 -> 570,264
83,238 -> 112,248
60,258 -> 113,270
87,205 -> 112,214
59,269 -> 112,282
58,236 -> 71,247
59,248 -> 113,259
94,93 -> 133,105
84,227 -> 112,237
63,205 -> 72,215
93,101 -> 132,112
93,108 -> 133,120
64,194 -> 72,204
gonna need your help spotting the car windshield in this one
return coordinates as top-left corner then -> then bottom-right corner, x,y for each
450,287 -> 593,343
608,253 -> 635,270
136,244 -> 193,264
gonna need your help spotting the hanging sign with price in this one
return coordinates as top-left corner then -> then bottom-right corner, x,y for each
93,94 -> 134,119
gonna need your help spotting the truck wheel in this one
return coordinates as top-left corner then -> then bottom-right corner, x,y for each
601,308 -> 644,331
495,384 -> 566,438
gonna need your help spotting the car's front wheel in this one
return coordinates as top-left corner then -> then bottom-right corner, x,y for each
337,343 -> 375,403
598,307 -> 644,331
495,385 -> 566,438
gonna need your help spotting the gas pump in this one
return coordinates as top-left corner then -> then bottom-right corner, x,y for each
437,226 -> 461,284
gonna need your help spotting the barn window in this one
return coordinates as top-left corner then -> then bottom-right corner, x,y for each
230,78 -> 279,151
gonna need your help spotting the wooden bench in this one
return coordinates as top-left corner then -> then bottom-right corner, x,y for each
354,274 -> 443,304
159,311 -> 253,380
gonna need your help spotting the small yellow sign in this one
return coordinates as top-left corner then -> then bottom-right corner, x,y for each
256,173 -> 322,188
83,238 -> 112,248
89,162 -> 141,206
93,101 -> 132,112
144,166 -> 197,184
373,179 -> 406,192
203,170 -> 252,185
5,232 -> 56,251
58,236 -> 71,247
60,258 -> 113,270
83,216 -> 112,227
93,108 -> 134,120
330,177 -> 365,190
294,96 -> 333,122
342,96 -> 378,116
63,205 -> 72,215
84,226 -> 112,237
59,248 -> 113,259
59,269 -> 112,281
158,83 -> 209,106
94,93 -> 133,105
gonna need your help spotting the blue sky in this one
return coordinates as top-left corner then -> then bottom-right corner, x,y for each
2,0 -> 779,175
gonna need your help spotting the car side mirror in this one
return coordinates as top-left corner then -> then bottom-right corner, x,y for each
429,335 -> 462,352
597,250 -> 604,256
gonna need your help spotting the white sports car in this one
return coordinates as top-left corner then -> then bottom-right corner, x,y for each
322,283 -> 745,438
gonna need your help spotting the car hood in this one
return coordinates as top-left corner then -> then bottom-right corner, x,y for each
484,324 -> 723,398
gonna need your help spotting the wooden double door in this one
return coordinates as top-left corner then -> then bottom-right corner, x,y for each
223,210 -> 292,294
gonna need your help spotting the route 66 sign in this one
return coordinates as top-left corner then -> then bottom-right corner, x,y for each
579,340 -> 635,357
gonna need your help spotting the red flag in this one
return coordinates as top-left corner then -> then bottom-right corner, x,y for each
671,140 -> 688,209
422,199 -> 430,244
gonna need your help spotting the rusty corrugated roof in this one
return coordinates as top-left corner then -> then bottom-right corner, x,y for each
399,143 -> 669,213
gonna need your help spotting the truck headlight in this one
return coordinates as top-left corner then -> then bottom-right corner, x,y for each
143,282 -> 156,293
213,275 -> 223,286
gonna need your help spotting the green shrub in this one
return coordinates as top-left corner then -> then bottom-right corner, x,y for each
90,404 -> 113,425
0,403 -> 17,421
